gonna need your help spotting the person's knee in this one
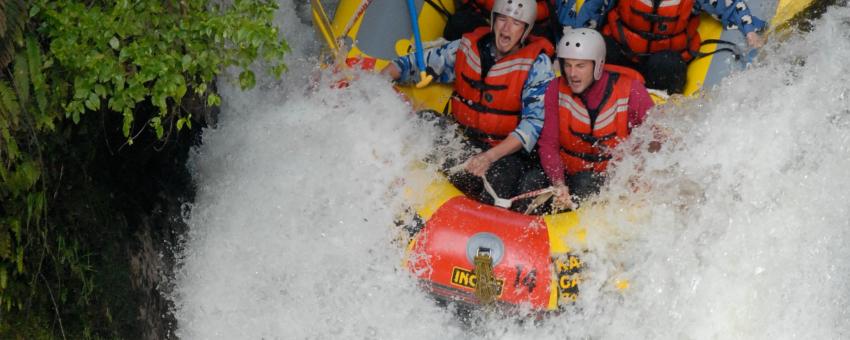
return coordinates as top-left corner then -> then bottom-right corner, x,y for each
641,52 -> 687,93
485,154 -> 532,198
568,171 -> 605,201
517,168 -> 549,194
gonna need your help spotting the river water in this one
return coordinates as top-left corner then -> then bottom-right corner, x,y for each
172,2 -> 850,339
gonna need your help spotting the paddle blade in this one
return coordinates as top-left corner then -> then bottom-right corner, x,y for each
415,71 -> 433,88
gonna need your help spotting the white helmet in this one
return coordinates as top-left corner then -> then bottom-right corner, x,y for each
557,28 -> 606,80
491,0 -> 537,43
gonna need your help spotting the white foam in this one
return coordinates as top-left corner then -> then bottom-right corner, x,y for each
173,2 -> 850,339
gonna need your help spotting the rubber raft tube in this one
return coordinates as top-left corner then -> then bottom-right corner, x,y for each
311,0 -> 818,312
401,171 -> 586,312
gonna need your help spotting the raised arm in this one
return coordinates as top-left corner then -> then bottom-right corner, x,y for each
381,39 -> 461,84
696,0 -> 767,47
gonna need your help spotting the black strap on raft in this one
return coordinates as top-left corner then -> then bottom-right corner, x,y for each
424,0 -> 452,19
690,39 -> 743,61
442,93 -> 452,115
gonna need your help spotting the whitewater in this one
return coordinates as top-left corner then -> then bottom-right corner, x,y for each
171,1 -> 850,339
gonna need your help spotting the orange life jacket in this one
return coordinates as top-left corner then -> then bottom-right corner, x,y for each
453,26 -> 554,144
462,0 -> 552,23
602,0 -> 701,62
557,65 -> 642,174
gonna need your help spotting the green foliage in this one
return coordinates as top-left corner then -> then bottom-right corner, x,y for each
0,0 -> 27,69
0,0 -> 290,336
33,0 -> 289,142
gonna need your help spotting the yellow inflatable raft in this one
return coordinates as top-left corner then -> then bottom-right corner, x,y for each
311,0 -> 816,313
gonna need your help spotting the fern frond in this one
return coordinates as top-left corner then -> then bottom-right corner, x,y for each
26,36 -> 46,115
12,51 -> 28,105
0,0 -> 26,69
0,80 -> 20,128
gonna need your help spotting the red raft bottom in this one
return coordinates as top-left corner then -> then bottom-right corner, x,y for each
407,196 -> 557,310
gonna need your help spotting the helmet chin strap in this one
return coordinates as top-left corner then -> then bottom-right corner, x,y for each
559,60 -> 566,80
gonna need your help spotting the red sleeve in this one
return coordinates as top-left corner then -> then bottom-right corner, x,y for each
628,79 -> 655,128
538,80 -> 565,185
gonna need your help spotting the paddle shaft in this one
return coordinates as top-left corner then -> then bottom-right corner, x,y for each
406,0 -> 433,88
407,0 -> 426,69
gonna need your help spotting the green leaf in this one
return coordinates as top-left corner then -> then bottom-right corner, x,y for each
12,52 -> 29,105
84,92 -> 100,110
17,160 -> 41,190
122,109 -> 133,137
109,36 -> 120,50
206,93 -> 220,107
16,247 -> 23,273
29,4 -> 41,17
0,229 -> 11,260
26,191 -> 45,227
181,54 -> 192,70
1,127 -> 20,162
94,84 -> 107,97
238,70 -> 255,90
272,63 -> 287,78
10,219 -> 20,244
0,80 -> 20,127
26,36 -> 48,115
150,116 -> 163,139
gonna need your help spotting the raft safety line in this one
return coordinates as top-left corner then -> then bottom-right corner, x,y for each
448,162 -> 556,210
339,0 -> 373,48
484,177 -> 555,209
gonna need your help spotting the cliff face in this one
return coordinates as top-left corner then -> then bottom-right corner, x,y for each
35,97 -> 216,339
95,99 -> 215,340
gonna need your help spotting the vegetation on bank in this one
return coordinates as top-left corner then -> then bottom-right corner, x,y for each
0,0 -> 288,337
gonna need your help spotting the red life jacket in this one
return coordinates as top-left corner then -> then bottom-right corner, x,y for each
452,26 -> 554,144
602,0 -> 702,62
557,65 -> 642,174
462,0 -> 552,23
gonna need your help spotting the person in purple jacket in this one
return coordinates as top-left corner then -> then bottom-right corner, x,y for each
522,28 -> 655,210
